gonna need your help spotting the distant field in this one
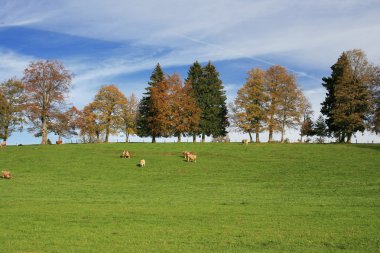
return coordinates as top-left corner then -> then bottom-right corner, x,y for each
1,143 -> 379,252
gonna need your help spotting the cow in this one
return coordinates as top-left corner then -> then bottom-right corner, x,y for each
56,140 -> 63,145
187,154 -> 197,163
242,139 -> 249,145
140,159 -> 146,167
120,150 -> 131,158
0,141 -> 6,148
183,151 -> 195,160
1,171 -> 11,179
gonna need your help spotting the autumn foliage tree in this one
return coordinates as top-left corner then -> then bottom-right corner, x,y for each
91,85 -> 127,143
122,93 -> 139,142
173,80 -> 201,142
50,106 -> 80,142
231,68 -> 268,142
0,78 -> 26,141
22,60 -> 72,144
77,103 -> 104,143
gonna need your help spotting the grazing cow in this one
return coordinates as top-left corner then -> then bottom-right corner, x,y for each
183,151 -> 195,160
120,150 -> 131,158
1,171 -> 11,179
242,139 -> 249,145
0,141 -> 6,148
140,159 -> 146,167
56,140 -> 63,145
187,154 -> 197,163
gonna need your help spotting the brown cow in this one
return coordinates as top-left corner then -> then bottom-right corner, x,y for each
1,171 -> 11,179
187,154 -> 197,163
120,150 -> 131,158
183,151 -> 195,159
56,140 -> 63,145
0,141 -> 6,148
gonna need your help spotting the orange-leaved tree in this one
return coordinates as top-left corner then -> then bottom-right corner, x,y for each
22,60 -> 72,144
91,85 -> 127,143
122,93 -> 139,142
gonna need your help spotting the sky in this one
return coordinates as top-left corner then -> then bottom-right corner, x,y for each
1,0 -> 380,144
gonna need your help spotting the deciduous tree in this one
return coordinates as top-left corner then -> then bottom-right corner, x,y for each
170,77 -> 201,142
0,78 -> 26,141
232,68 -> 268,142
122,93 -> 138,142
50,106 -> 80,142
22,60 -> 72,144
91,85 -> 127,143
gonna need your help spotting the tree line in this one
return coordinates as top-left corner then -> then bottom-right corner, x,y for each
0,49 -> 379,144
0,60 -> 228,144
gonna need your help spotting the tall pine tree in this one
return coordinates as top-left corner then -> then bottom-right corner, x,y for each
137,63 -> 164,143
199,62 -> 229,142
185,61 -> 203,142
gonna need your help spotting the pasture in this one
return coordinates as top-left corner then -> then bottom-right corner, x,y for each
1,143 -> 379,252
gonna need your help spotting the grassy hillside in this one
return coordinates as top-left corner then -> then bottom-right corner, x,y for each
1,143 -> 379,252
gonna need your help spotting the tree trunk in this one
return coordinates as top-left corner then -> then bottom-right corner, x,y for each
125,133 -> 129,143
280,116 -> 286,143
339,131 -> 346,143
4,125 -> 9,141
268,126 -> 273,143
41,116 -> 48,145
202,133 -> 206,143
300,134 -> 303,143
346,132 -> 352,143
96,131 -> 100,143
152,136 -> 156,143
193,134 -> 197,143
255,125 -> 260,143
177,133 -> 181,143
248,131 -> 253,142
105,127 -> 109,143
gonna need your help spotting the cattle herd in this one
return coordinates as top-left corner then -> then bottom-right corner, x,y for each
120,150 -> 198,167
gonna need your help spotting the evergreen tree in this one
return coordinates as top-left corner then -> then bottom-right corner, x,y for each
321,49 -> 373,143
198,62 -> 229,142
137,63 -> 164,143
314,115 -> 327,143
185,61 -> 203,142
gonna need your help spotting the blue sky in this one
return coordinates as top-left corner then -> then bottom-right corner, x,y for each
1,0 -> 380,144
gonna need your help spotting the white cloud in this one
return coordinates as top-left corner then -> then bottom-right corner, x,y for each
2,0 -> 379,70
0,49 -> 35,80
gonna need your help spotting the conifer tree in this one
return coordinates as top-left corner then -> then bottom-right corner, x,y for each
198,62 -> 229,142
321,49 -> 373,143
137,63 -> 164,143
185,61 -> 203,142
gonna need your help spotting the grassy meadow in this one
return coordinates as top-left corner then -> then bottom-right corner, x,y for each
0,142 -> 379,252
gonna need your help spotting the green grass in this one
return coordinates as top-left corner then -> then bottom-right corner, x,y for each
1,143 -> 379,252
